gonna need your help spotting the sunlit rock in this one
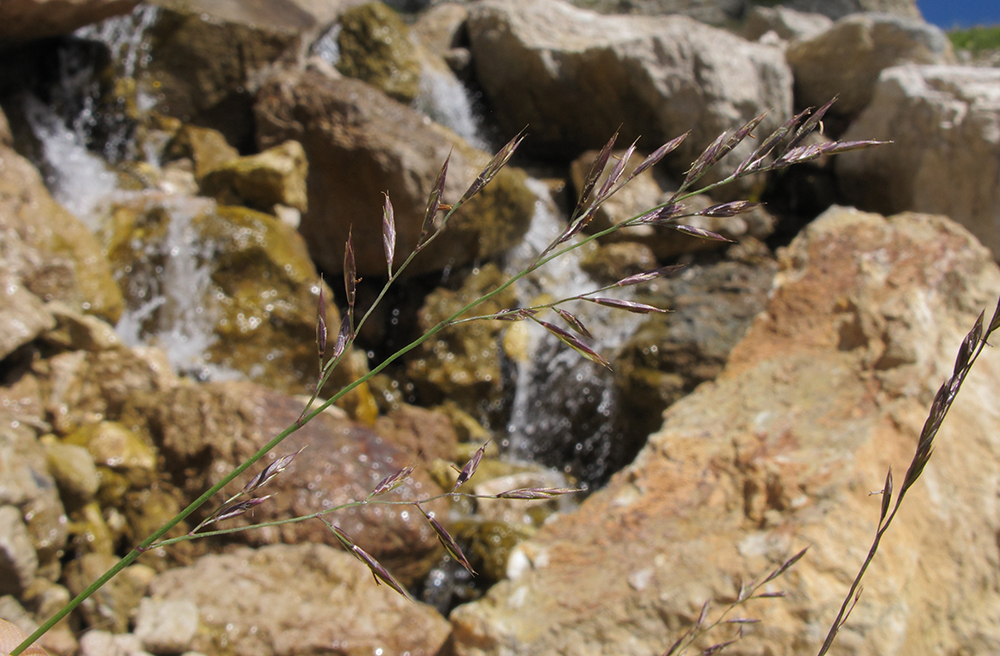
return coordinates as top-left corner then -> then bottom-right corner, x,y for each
199,140 -> 308,214
451,208 -> 1000,656
146,543 -> 451,656
336,1 -> 422,102
0,146 -> 124,324
836,65 -> 1000,260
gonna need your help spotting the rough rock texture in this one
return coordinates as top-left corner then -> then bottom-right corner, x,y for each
0,416 -> 67,584
614,259 -> 778,450
147,543 -> 450,656
450,207 -> 1000,656
0,0 -> 138,46
198,140 -> 308,213
0,146 -> 124,324
255,69 -> 536,277
140,4 -> 309,148
336,1 -> 422,102
836,65 -> 1000,259
123,380 -> 448,577
101,194 -> 367,399
787,13 -> 953,123
466,0 -> 792,190
742,6 -> 832,43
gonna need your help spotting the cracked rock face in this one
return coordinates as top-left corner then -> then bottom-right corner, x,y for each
450,207 -> 1000,656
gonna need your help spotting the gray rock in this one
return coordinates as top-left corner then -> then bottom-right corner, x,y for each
0,271 -> 55,362
787,12 -> 954,122
742,5 -> 832,43
0,417 -> 66,581
836,65 -> 1000,259
467,0 -> 793,192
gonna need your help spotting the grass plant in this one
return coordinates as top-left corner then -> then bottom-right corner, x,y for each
14,99 -> 969,656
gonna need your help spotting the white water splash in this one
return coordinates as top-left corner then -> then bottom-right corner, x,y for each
503,179 -> 643,485
22,95 -> 118,231
114,196 -> 241,382
414,65 -> 486,149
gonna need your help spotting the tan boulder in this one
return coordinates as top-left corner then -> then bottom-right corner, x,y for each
198,140 -> 308,213
451,207 -> 1000,655
146,543 -> 450,656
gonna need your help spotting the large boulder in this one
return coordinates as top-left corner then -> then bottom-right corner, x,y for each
123,379 -> 449,578
254,69 -> 536,278
146,543 -> 450,656
836,65 -> 1000,259
450,207 -> 1000,655
0,0 -> 138,47
787,13 -> 953,124
466,0 -> 793,191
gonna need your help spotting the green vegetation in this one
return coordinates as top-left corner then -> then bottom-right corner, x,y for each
948,24 -> 1000,53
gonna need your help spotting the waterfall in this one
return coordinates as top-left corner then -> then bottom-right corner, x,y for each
502,179 -> 644,488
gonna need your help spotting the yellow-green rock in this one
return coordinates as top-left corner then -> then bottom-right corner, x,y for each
337,2 -> 421,103
198,140 -> 307,213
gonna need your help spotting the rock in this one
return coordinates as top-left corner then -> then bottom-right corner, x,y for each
742,6 -> 833,43
578,241 -> 657,286
405,263 -> 517,427
0,506 -> 38,596
146,543 -> 451,656
614,259 -> 777,450
466,0 -> 792,191
0,617 -> 50,656
787,13 -> 954,125
125,380 -> 447,577
255,69 -> 536,277
0,146 -> 124,324
63,421 -> 158,491
40,302 -> 122,353
198,140 -> 308,213
133,598 -> 199,655
780,0 -> 922,21
0,106 -> 11,147
163,124 -> 238,179
450,207 -> 1000,655
373,403 -> 460,464
63,553 -> 147,634
836,65 -> 1000,259
41,440 -> 100,505
0,271 -> 55,362
139,4 -> 308,148
411,2 -> 470,57
0,0 -> 138,46
78,630 -> 149,656
336,2 -> 422,102
0,416 -> 67,582
103,195 -> 362,398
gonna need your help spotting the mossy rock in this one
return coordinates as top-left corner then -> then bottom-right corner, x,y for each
198,140 -> 307,213
337,2 -> 421,103
406,264 -> 517,427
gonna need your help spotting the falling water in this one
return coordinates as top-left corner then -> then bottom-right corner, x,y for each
502,180 -> 644,488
